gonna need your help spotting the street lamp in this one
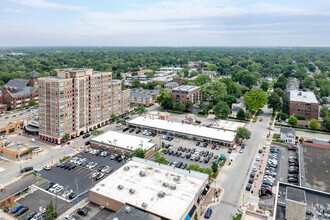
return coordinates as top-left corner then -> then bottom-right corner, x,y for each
75,178 -> 78,205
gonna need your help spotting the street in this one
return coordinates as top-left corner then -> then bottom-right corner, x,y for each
209,107 -> 273,219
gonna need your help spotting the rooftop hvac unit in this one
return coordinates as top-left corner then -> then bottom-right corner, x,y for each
163,182 -> 169,187
142,202 -> 148,209
139,171 -> 146,177
158,191 -> 165,198
124,166 -> 130,171
169,185 -> 176,190
129,188 -> 135,194
173,176 -> 180,182
118,185 -> 124,190
125,206 -> 131,213
113,218 -> 119,220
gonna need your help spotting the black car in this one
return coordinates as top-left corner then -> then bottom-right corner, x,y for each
180,163 -> 187,169
64,163 -> 70,169
164,150 -> 169,154
185,154 -> 191,159
3,207 -> 10,213
15,207 -> 29,217
246,184 -> 251,191
203,143 -> 208,148
136,129 -> 141,134
98,166 -> 105,172
68,192 -> 76,200
122,128 -> 129,132
175,162 -> 183,168
168,150 -> 174,155
204,158 -> 209,163
182,147 -> 187,152
117,157 -> 123,162
228,149 -> 232,153
95,151 -> 101,156
248,178 -> 254,184
250,172 -> 255,178
24,210 -> 36,220
195,156 -> 200,161
83,133 -> 90,139
288,177 -> 298,183
68,164 -> 76,170
208,152 -> 214,159
45,182 -> 56,190
199,151 -> 204,156
85,141 -> 90,145
20,166 -> 33,173
190,148 -> 196,154
129,128 -> 135,133
77,208 -> 88,216
258,149 -> 263,153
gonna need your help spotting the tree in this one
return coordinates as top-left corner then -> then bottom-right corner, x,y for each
224,95 -> 237,107
324,116 -> 330,130
236,127 -> 250,140
211,161 -> 218,174
288,116 -> 299,127
131,148 -> 146,158
63,133 -> 69,142
28,100 -> 37,107
135,106 -> 147,115
268,92 -> 282,113
309,119 -> 320,129
173,102 -> 186,112
156,89 -> 171,104
320,105 -> 328,119
206,80 -> 227,103
189,71 -> 199,78
213,101 -> 230,118
260,81 -> 269,92
308,65 -> 316,72
27,147 -> 34,159
161,97 -> 173,109
185,100 -> 193,111
131,80 -> 140,88
161,142 -> 165,148
45,200 -> 58,220
195,75 -> 211,86
237,108 -> 246,120
242,74 -> 257,88
243,89 -> 268,112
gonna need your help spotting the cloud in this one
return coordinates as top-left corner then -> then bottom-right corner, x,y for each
13,0 -> 84,11
2,8 -> 23,13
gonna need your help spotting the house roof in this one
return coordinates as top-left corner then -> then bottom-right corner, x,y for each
0,175 -> 37,201
4,78 -> 37,97
131,92 -> 152,99
30,71 -> 39,78
5,78 -> 29,89
280,127 -> 296,136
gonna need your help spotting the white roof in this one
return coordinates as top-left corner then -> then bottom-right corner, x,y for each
128,116 -> 236,143
290,91 -> 318,103
89,158 -> 208,220
211,119 -> 245,131
91,131 -> 156,152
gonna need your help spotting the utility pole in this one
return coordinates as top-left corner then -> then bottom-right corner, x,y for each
75,178 -> 78,205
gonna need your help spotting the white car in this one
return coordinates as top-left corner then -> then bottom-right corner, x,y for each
91,172 -> 98,179
43,165 -> 51,171
190,155 -> 195,160
62,189 -> 73,198
255,156 -> 260,161
30,138 -> 36,143
239,149 -> 244,153
101,166 -> 109,173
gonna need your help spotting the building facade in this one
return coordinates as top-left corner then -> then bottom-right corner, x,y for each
1,72 -> 39,110
38,68 -> 130,144
289,91 -> 319,120
170,85 -> 202,105
280,127 -> 296,144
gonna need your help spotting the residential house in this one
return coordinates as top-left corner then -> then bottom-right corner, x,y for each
280,127 -> 296,144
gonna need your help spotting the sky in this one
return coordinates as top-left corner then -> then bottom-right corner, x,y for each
0,0 -> 330,47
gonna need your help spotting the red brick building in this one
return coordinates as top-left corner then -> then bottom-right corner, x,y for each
170,85 -> 202,105
1,72 -> 39,110
289,91 -> 319,120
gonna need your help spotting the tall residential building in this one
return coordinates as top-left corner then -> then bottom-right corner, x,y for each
170,85 -> 202,105
38,68 -> 130,144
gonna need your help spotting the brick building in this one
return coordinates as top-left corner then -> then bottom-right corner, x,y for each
170,85 -> 202,105
289,91 -> 319,120
131,93 -> 153,106
1,72 -> 39,110
38,68 -> 130,144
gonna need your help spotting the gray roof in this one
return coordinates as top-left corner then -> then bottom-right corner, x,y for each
280,127 -> 296,136
290,91 -> 318,104
4,78 -> 37,97
171,85 -> 201,93
131,92 -> 152,99
132,89 -> 159,95
30,71 -> 39,78
286,187 -> 306,203
165,82 -> 179,87
0,175 -> 37,201
108,204 -> 163,220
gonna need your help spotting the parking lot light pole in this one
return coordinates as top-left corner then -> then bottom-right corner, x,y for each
75,178 -> 78,205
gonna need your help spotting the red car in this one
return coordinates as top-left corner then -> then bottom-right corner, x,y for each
178,146 -> 182,151
259,118 -> 263,122
211,145 -> 216,149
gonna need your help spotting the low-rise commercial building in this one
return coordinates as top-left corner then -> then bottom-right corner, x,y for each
128,116 -> 237,147
289,91 -> 319,120
170,85 -> 202,105
0,118 -> 24,135
159,67 -> 184,72
89,157 -> 208,220
90,131 -> 156,158
210,119 -> 245,132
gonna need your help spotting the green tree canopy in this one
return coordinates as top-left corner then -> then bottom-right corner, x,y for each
28,100 -> 37,107
268,92 -> 283,113
185,100 -> 193,111
236,127 -> 251,139
131,80 -> 140,88
288,116 -> 299,127
161,97 -> 173,109
135,106 -> 147,115
320,105 -> 328,119
211,161 -> 218,174
224,94 -> 237,107
156,89 -> 171,104
206,79 -> 227,103
45,200 -> 58,220
173,102 -> 186,112
237,108 -> 246,120
131,148 -> 146,158
308,119 -> 320,129
244,88 -> 268,112
260,81 -> 269,92
214,101 -> 230,118
195,75 -> 211,86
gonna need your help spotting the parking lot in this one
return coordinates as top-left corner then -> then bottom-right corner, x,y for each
70,202 -> 114,220
36,150 -> 127,202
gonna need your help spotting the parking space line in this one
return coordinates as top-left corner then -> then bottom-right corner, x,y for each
75,168 -> 88,175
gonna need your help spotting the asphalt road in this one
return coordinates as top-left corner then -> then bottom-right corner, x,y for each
209,107 -> 272,219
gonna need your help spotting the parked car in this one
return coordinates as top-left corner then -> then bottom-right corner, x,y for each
248,178 -> 254,184
85,141 -> 90,145
20,166 -> 33,173
129,128 -> 135,133
228,149 -> 232,153
122,127 -> 129,132
43,165 -> 51,171
45,182 -> 56,190
24,210 -> 36,220
83,133 -> 90,139
11,204 -> 23,213
77,208 -> 88,216
196,142 -> 200,146
15,206 -> 29,217
246,184 -> 252,191
204,208 -> 212,219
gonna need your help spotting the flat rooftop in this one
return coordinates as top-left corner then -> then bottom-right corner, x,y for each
128,116 -> 236,143
171,85 -> 201,93
290,91 -> 318,103
0,113 -> 26,128
91,131 -> 156,152
211,119 -> 245,131
286,187 -> 306,203
275,182 -> 330,220
90,158 -> 208,220
110,204 -> 162,220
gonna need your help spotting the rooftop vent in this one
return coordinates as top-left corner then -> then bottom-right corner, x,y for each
124,166 -> 130,171
163,182 -> 169,187
113,218 -> 119,220
169,185 -> 177,190
298,91 -> 302,96
125,206 -> 131,213
173,176 -> 180,182
129,188 -> 135,194
118,185 -> 124,190
158,191 -> 165,198
139,171 -> 146,177
142,202 -> 148,209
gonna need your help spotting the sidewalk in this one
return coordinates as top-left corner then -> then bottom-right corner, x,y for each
197,187 -> 222,217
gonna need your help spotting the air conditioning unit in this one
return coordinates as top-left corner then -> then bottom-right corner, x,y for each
118,185 -> 124,190
139,171 -> 146,177
125,206 -> 131,213
173,176 -> 180,182
163,182 -> 169,187
124,166 -> 130,171
158,191 -> 165,198
142,202 -> 148,208
169,185 -> 176,190
129,188 -> 135,194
